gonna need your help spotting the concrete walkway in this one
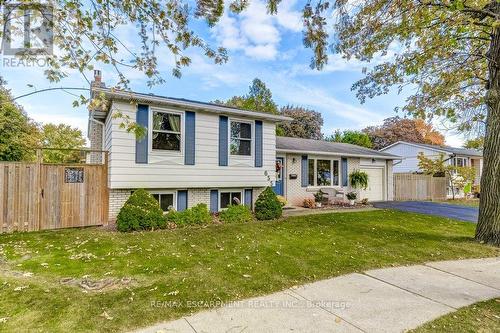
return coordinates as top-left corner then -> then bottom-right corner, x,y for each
134,257 -> 500,333
372,201 -> 478,223
282,206 -> 379,217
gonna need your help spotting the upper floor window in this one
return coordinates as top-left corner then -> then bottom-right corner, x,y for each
152,111 -> 181,151
230,121 -> 252,156
308,158 -> 339,186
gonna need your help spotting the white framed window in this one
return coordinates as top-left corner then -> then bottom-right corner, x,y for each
219,190 -> 243,209
307,158 -> 340,187
150,191 -> 176,212
453,157 -> 467,167
230,120 -> 252,156
150,109 -> 183,152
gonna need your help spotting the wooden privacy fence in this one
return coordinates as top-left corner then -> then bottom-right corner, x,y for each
0,149 -> 108,234
393,173 -> 448,201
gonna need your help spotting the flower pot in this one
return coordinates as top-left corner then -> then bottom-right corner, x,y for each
349,200 -> 355,206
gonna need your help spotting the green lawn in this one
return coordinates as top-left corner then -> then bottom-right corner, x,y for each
411,298 -> 500,333
0,210 -> 498,332
438,199 -> 480,207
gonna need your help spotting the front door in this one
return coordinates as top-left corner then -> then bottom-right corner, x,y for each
273,157 -> 284,196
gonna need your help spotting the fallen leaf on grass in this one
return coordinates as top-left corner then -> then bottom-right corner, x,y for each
14,285 -> 29,291
100,311 -> 113,320
242,274 -> 251,278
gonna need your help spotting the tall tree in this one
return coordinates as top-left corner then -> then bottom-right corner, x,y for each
363,117 -> 444,150
278,105 -> 323,139
214,78 -> 279,114
326,130 -> 373,148
41,124 -> 87,163
414,119 -> 446,146
0,79 -> 40,161
464,137 -> 485,150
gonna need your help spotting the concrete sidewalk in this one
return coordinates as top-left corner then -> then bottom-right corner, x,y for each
134,257 -> 500,333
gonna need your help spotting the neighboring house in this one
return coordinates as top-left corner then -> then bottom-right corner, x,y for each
380,141 -> 483,197
87,71 -> 399,219
275,137 -> 398,206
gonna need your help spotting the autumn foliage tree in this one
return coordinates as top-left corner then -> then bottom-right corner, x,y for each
363,117 -> 444,150
278,105 -> 323,140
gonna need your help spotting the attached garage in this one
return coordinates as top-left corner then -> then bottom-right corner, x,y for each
359,167 -> 385,201
275,137 -> 400,206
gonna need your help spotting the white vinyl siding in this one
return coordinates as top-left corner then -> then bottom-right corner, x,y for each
106,101 -> 276,189
382,143 -> 451,173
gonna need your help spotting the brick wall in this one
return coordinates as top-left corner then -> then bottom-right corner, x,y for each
284,154 -> 313,206
283,154 -> 362,206
109,187 -> 266,220
88,120 -> 103,164
109,189 -> 131,221
188,189 -> 210,207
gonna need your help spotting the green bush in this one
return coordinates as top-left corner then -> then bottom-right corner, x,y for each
254,187 -> 282,220
166,203 -> 212,226
116,189 -> 166,232
219,205 -> 254,224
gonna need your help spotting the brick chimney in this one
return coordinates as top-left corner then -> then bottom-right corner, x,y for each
91,69 -> 105,88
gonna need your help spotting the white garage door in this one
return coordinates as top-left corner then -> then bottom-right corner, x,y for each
359,168 -> 385,202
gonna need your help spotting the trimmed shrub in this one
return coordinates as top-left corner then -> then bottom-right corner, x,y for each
219,205 -> 254,224
166,203 -> 212,226
254,187 -> 282,220
117,189 -> 165,232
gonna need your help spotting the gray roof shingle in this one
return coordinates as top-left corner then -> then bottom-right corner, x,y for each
276,137 -> 399,159
388,141 -> 483,157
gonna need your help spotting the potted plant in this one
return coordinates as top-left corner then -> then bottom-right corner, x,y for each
349,170 -> 369,190
313,190 -> 327,208
346,192 -> 357,206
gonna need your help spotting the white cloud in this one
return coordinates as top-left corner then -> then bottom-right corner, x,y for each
212,0 -> 302,61
275,0 -> 303,32
271,76 -> 385,127
244,44 -> 278,60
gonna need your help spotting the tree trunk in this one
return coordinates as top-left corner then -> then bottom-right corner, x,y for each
475,24 -> 500,246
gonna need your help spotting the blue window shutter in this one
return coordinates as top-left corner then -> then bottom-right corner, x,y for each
244,189 -> 253,209
210,190 -> 219,212
255,120 -> 263,167
219,116 -> 228,166
342,158 -> 348,187
185,111 -> 196,165
136,104 -> 149,164
301,155 -> 308,187
177,190 -> 188,211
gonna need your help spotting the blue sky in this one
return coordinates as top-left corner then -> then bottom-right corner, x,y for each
1,0 -> 464,146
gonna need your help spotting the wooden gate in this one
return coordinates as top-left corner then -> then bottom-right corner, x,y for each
1,150 -> 108,233
393,173 -> 448,201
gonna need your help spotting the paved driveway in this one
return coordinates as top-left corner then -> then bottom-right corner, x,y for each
373,201 -> 478,222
